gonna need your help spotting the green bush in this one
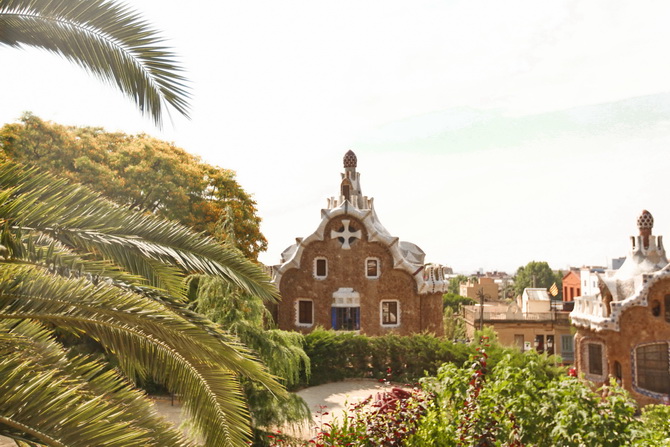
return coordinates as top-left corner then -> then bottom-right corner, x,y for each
299,328 -> 472,387
407,337 -> 639,447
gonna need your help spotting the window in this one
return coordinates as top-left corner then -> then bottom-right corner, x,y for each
366,258 -> 380,278
665,295 -> 670,323
314,258 -> 327,279
652,300 -> 661,317
534,335 -> 545,354
514,334 -> 524,351
381,301 -> 399,326
546,335 -> 555,356
332,307 -> 360,331
561,335 -> 574,362
297,300 -> 313,326
588,343 -> 603,376
614,361 -> 622,385
636,342 -> 670,394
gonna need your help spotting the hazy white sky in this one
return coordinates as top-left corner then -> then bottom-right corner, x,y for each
2,0 -> 670,273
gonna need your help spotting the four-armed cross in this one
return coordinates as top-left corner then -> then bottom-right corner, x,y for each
331,219 -> 361,249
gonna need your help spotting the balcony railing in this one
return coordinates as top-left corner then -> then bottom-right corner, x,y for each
462,306 -> 571,323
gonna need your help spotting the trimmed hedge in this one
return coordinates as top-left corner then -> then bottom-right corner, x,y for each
298,328 -> 473,388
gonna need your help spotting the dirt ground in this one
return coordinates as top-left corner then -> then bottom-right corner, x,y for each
0,379 -> 389,445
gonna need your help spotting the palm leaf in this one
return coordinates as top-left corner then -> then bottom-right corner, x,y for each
0,320 -> 194,447
0,0 -> 191,126
0,264 -> 284,446
0,160 -> 278,302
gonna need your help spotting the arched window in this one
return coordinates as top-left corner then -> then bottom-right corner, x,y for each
635,342 -> 670,395
340,179 -> 352,201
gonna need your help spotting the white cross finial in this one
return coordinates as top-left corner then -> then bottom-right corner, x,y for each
331,219 -> 361,249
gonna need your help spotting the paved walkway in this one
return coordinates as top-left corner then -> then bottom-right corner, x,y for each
288,379 -> 396,439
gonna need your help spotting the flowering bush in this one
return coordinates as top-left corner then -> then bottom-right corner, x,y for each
314,386 -> 429,447
267,368 -> 428,447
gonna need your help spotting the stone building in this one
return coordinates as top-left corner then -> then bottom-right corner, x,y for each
571,210 -> 670,405
271,150 -> 447,336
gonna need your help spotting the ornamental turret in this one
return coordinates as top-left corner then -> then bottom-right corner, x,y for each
327,150 -> 372,210
619,210 -> 667,276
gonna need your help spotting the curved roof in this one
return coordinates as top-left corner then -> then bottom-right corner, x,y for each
273,200 -> 446,294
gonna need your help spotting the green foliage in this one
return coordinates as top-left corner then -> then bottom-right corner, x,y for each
0,160 -> 282,446
443,307 -> 467,341
189,276 -> 311,431
302,328 -> 472,387
447,275 -> 469,294
443,293 -> 476,311
513,260 -> 562,297
633,405 -> 670,446
408,338 -> 639,447
0,0 -> 190,126
0,113 -> 267,259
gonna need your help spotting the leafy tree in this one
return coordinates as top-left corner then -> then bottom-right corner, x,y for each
0,113 -> 268,259
0,161 -> 283,446
0,0 -> 190,126
513,260 -> 562,297
442,292 -> 476,312
447,275 -> 468,295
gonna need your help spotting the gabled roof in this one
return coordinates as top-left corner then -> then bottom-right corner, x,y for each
273,200 -> 433,289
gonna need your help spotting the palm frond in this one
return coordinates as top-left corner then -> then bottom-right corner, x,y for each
0,0 -> 191,126
0,264 -> 285,446
0,320 -> 195,447
0,160 -> 278,302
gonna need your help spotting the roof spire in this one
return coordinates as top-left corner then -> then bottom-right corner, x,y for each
637,210 -> 654,249
343,150 -> 357,168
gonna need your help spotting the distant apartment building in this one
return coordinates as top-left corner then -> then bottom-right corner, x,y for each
461,287 -> 574,363
562,269 -> 581,302
459,277 -> 499,301
580,266 -> 606,297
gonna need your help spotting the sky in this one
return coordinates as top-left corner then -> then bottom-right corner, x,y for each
2,0 -> 670,274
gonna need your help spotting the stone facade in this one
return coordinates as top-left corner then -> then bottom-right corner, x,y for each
271,151 -> 447,336
571,210 -> 670,405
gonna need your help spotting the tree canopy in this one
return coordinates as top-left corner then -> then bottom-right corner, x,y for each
513,260 -> 562,297
0,113 -> 268,259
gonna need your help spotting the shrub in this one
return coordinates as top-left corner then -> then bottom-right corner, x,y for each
300,328 -> 472,387
407,337 -> 639,447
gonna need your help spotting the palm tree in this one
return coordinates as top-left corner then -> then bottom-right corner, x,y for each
0,0 -> 190,126
0,2 -> 281,445
0,161 -> 284,446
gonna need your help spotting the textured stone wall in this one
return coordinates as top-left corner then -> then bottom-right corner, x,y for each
575,278 -> 670,406
277,215 -> 443,336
